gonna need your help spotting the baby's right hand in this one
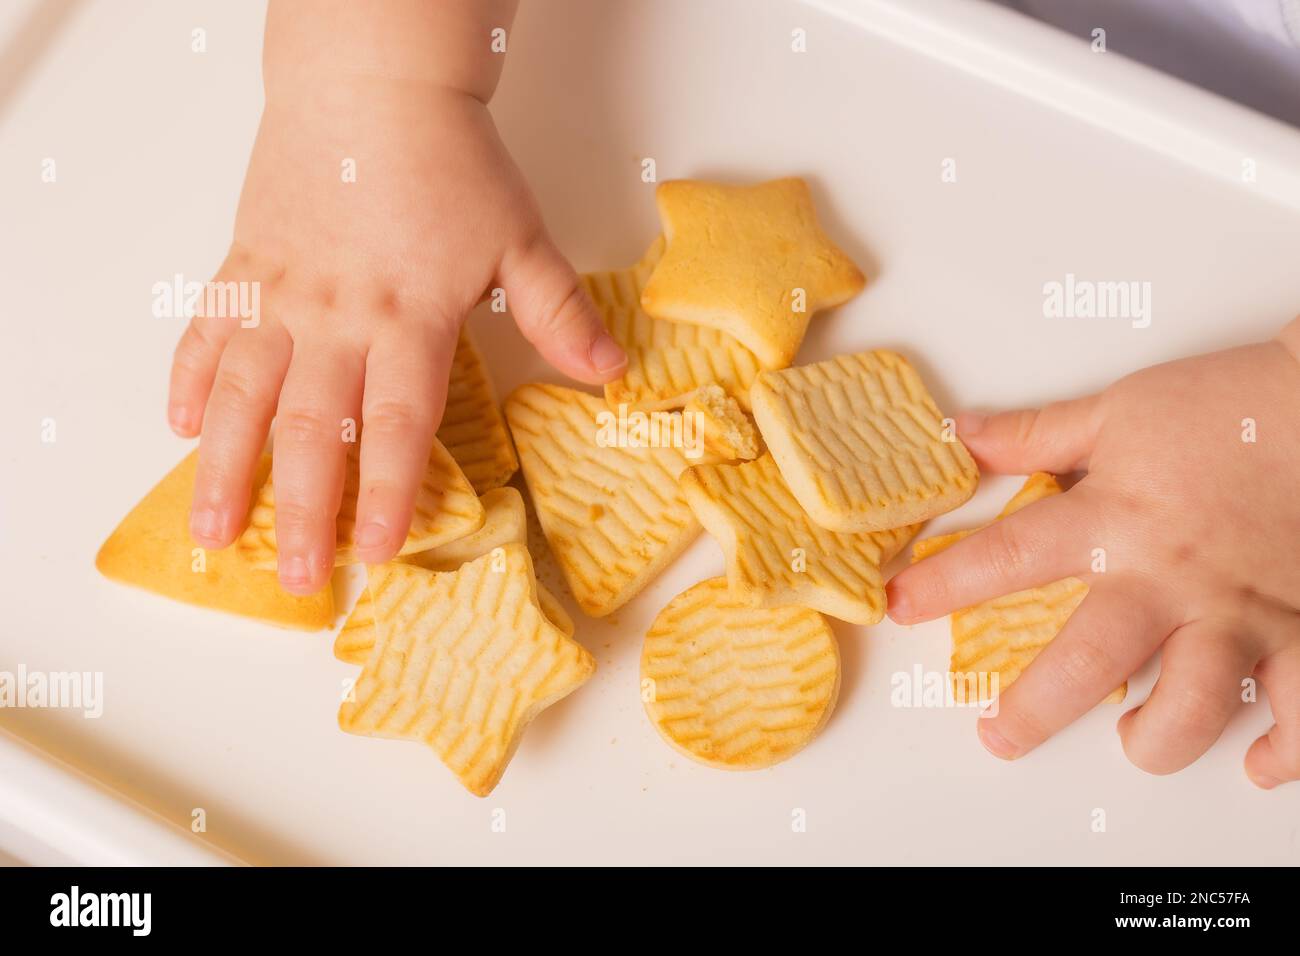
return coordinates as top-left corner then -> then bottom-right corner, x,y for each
170,68 -> 624,595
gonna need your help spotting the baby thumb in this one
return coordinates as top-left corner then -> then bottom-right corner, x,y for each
501,232 -> 626,384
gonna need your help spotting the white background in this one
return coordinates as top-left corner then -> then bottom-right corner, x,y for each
1,0 -> 1298,864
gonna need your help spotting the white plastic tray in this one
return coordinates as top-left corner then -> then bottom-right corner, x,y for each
2,0 -> 1298,865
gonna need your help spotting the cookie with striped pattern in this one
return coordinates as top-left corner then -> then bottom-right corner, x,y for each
404,486 -> 525,572
505,383 -> 700,617
337,546 -> 594,796
751,349 -> 978,533
910,471 -> 1061,562
338,574 -> 572,665
679,453 -> 918,625
335,574 -> 573,666
912,473 -> 1124,705
236,435 -> 484,571
641,577 -> 839,770
332,487 -> 574,665
439,327 -> 518,495
640,178 -> 865,369
582,237 -> 763,412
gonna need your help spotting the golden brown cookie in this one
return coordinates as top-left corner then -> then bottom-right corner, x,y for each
505,383 -> 700,617
640,178 -> 865,368
680,453 -> 918,625
642,578 -> 839,770
751,350 -> 978,532
237,436 -> 484,571
338,547 -> 594,796
96,451 -> 333,630
439,326 -> 518,494
583,237 -> 762,411
912,473 -> 1124,704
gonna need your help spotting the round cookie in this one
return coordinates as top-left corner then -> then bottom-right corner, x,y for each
641,578 -> 840,770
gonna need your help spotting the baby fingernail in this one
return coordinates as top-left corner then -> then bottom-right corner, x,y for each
957,412 -> 987,437
190,508 -> 224,544
1249,772 -> 1281,790
279,554 -> 312,589
354,521 -> 389,550
169,406 -> 194,433
886,589 -> 912,622
589,333 -> 627,374
978,721 -> 1019,760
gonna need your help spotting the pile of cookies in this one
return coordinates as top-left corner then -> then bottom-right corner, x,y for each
97,176 -> 1098,798
98,329 -> 592,797
541,178 -> 982,770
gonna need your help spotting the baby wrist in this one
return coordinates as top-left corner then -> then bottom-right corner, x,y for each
263,0 -> 513,106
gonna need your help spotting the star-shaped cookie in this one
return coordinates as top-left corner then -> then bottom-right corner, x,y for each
332,487 -> 573,665
640,178 -> 866,369
679,453 -> 917,625
337,545 -> 595,796
334,571 -> 573,666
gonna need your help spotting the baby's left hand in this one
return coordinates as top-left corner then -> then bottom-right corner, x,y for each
887,319 -> 1300,788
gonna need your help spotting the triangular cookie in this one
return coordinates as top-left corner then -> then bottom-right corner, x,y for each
237,435 -> 484,570
96,451 -> 333,630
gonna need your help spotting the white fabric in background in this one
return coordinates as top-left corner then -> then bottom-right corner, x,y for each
991,0 -> 1300,126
